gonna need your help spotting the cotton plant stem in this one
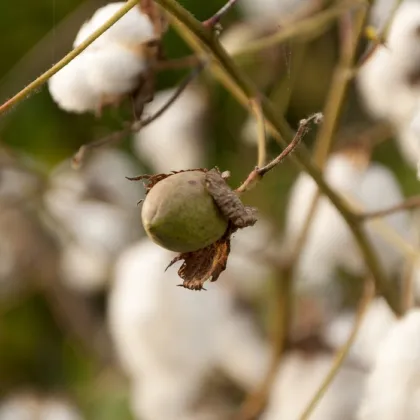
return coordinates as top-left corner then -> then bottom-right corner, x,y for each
153,0 -> 400,315
298,278 -> 376,420
0,0 -> 142,116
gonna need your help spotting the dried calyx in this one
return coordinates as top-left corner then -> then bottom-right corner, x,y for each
128,167 -> 257,290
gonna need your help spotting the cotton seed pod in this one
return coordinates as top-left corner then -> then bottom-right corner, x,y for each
141,171 -> 228,252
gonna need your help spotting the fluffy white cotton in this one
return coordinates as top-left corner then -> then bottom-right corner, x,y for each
324,298 -> 397,368
285,152 -> 412,290
49,2 -> 154,113
108,238 -> 270,420
134,87 -> 207,173
357,309 -> 420,420
357,1 -> 420,168
48,55 -> 102,114
262,352 -> 365,420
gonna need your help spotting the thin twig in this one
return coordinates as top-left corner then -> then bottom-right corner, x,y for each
357,196 -> 420,220
72,61 -> 207,168
202,0 -> 239,28
0,0 -> 142,116
236,113 -> 323,194
298,278 -> 376,420
249,98 -> 267,168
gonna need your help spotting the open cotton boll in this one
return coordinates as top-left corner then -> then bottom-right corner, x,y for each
324,298 -> 397,368
86,44 -> 147,99
262,352 -> 365,420
48,54 -> 101,113
109,239 -> 269,420
88,2 -> 154,47
357,309 -> 420,420
134,87 -> 206,172
286,153 -> 411,291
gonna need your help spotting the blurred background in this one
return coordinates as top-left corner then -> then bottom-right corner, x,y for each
0,0 -> 420,419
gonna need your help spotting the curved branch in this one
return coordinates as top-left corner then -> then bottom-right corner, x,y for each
153,0 -> 401,315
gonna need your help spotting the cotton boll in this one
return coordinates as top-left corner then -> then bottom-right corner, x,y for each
324,298 -> 397,368
262,352 -> 365,420
88,2 -> 154,46
48,55 -> 101,113
134,87 -> 207,172
357,309 -> 420,420
86,44 -> 147,99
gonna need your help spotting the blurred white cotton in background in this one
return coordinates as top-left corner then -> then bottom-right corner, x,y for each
262,352 -> 365,420
357,1 -> 420,169
0,394 -> 83,420
357,309 -> 420,420
48,2 -> 155,113
43,150 -> 142,294
324,298 -> 397,369
285,152 -> 412,292
108,238 -> 270,420
133,86 -> 207,173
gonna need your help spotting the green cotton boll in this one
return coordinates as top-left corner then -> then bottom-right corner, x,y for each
141,171 -> 229,252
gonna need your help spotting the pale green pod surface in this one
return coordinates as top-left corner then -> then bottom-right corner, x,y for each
141,171 -> 229,252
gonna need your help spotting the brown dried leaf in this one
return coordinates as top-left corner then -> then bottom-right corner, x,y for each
166,227 -> 233,290
205,169 -> 258,228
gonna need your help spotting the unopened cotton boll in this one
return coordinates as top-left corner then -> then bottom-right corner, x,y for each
109,239 -> 270,420
357,309 -> 420,420
49,2 -> 154,114
262,352 -> 365,420
285,152 -> 412,290
134,87 -> 206,173
324,298 -> 397,368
